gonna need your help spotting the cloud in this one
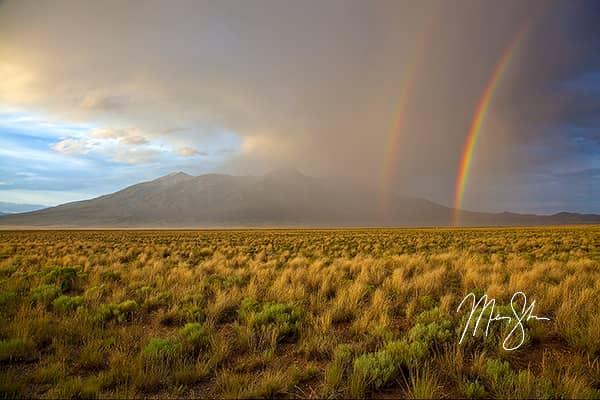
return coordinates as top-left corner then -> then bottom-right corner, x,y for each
88,127 -> 140,140
175,147 -> 206,157
119,136 -> 149,146
110,148 -> 159,165
81,94 -> 129,111
51,126 -> 155,161
51,138 -> 90,155
88,127 -> 150,146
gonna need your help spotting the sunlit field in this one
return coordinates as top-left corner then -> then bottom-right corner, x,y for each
1,228 -> 599,398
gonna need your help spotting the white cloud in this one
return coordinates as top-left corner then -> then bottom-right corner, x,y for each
89,127 -> 139,139
111,148 -> 159,165
175,147 -> 205,157
51,138 -> 91,155
119,136 -> 149,146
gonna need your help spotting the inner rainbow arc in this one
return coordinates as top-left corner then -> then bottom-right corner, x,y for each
379,16 -> 437,218
453,25 -> 529,226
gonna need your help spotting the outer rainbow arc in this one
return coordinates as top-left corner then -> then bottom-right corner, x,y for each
379,15 -> 437,218
380,59 -> 420,214
453,25 -> 529,226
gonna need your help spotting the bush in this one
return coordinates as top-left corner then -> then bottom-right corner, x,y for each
183,304 -> 206,323
52,295 -> 84,313
140,338 -> 182,369
238,298 -> 261,317
253,303 -> 302,341
418,295 -> 437,310
484,358 -> 515,397
408,318 -> 452,348
117,299 -> 138,314
0,291 -> 17,308
463,380 -> 486,399
100,271 -> 121,282
178,323 -> 212,355
349,350 -> 396,396
0,338 -> 34,362
347,338 -> 428,397
324,344 -> 354,394
98,300 -> 138,323
384,339 -> 427,367
31,284 -> 62,306
43,266 -> 82,291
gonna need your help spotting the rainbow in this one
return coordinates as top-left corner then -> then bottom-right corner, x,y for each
453,26 -> 529,226
380,57 -> 421,214
380,19 -> 435,217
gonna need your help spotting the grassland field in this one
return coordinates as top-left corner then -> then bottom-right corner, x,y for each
1,227 -> 599,398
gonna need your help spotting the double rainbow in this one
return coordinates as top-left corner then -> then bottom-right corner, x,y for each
453,25 -> 529,226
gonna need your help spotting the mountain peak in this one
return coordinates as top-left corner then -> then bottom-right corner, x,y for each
169,171 -> 192,177
152,171 -> 194,184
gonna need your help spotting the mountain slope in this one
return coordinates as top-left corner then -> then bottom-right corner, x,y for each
1,170 -> 599,227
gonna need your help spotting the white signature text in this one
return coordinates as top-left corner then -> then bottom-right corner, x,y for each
456,291 -> 550,351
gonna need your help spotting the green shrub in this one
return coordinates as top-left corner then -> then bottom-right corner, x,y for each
347,338 -> 428,397
463,380 -> 486,398
77,342 -> 106,371
141,338 -> 182,368
159,309 -> 187,327
43,266 -> 81,291
100,271 -> 121,282
349,350 -> 396,396
117,300 -> 138,314
184,304 -> 206,322
484,358 -> 515,396
253,303 -> 302,341
408,319 -> 452,348
0,291 -> 17,308
178,323 -> 212,355
0,338 -> 34,362
238,298 -> 261,317
485,359 -> 513,384
384,339 -> 427,367
323,344 -> 354,394
239,301 -> 302,342
418,295 -> 437,310
31,284 -> 62,305
98,300 -> 138,323
52,295 -> 84,313
332,344 -> 353,366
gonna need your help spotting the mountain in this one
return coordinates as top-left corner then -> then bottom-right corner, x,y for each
1,170 -> 599,228
0,201 -> 47,214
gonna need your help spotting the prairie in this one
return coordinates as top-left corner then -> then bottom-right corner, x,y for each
0,227 -> 599,398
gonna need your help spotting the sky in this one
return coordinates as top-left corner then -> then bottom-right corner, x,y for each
1,0 -> 600,214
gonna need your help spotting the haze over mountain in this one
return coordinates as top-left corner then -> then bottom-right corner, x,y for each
0,170 -> 599,228
0,201 -> 47,214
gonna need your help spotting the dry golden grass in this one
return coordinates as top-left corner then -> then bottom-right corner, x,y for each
0,227 -> 599,398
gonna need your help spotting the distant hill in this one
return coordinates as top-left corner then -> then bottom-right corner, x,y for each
0,201 -> 47,214
1,170 -> 599,228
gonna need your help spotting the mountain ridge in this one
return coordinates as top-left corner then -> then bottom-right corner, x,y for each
1,170 -> 599,228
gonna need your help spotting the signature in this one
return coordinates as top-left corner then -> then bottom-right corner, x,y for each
456,291 -> 550,351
